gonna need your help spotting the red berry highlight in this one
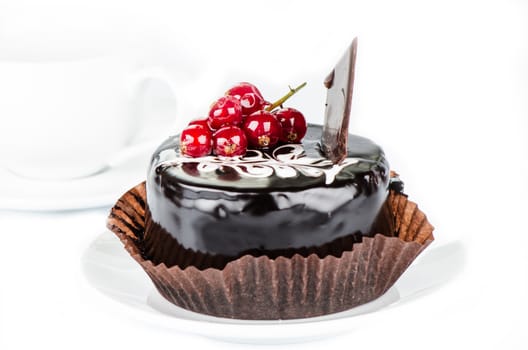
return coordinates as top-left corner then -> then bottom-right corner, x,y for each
275,107 -> 307,143
225,82 -> 267,116
213,126 -> 248,157
208,95 -> 243,130
180,125 -> 212,157
188,118 -> 211,130
243,110 -> 282,149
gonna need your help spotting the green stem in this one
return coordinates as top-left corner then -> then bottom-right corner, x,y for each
265,82 -> 307,111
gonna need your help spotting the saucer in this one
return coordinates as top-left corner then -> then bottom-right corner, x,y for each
82,231 -> 465,344
0,144 -> 155,211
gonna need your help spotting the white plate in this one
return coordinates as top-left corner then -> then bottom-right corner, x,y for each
0,143 -> 156,212
82,231 -> 466,344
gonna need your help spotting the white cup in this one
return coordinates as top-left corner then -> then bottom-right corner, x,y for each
0,53 -> 188,180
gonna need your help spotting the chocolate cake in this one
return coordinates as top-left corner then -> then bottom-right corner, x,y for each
142,38 -> 393,270
107,38 -> 435,320
144,124 -> 390,269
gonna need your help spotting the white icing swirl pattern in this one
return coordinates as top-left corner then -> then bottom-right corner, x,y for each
158,144 -> 360,185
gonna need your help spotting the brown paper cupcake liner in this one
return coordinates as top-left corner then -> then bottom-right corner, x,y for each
107,180 -> 434,320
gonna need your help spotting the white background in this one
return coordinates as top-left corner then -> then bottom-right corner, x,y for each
0,0 -> 527,349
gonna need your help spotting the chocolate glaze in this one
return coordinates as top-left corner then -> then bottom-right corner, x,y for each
145,124 -> 389,268
143,214 -> 367,270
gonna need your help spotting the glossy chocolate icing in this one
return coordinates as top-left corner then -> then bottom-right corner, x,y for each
144,124 -> 390,268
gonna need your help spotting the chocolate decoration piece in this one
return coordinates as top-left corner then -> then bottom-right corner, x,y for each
321,37 -> 358,163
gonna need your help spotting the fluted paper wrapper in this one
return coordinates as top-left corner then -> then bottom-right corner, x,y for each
107,181 -> 434,320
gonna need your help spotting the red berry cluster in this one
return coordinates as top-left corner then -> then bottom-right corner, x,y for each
180,82 -> 307,157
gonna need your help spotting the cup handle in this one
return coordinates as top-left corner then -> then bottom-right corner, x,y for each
106,64 -> 225,168
104,66 -> 182,168
129,66 -> 184,140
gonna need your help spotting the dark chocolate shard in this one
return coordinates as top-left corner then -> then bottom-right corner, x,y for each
321,37 -> 358,164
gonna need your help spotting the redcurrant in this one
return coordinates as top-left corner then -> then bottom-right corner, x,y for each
213,126 -> 248,157
225,82 -> 267,116
208,95 -> 243,130
180,124 -> 212,157
188,118 -> 211,130
242,110 -> 282,149
275,107 -> 307,143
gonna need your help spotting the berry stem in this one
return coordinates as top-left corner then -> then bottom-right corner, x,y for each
265,82 -> 307,112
